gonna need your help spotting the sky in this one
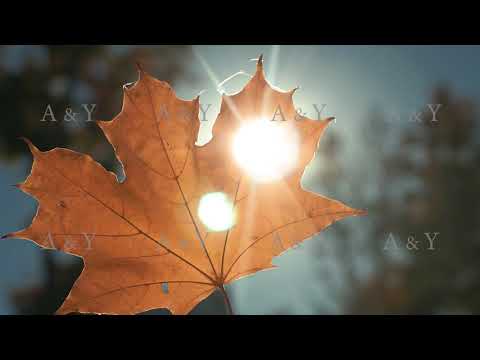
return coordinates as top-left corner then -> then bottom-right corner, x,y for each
0,45 -> 479,314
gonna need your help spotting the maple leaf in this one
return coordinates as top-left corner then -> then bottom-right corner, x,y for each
3,56 -> 365,315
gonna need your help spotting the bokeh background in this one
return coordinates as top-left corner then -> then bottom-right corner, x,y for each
0,45 -> 479,315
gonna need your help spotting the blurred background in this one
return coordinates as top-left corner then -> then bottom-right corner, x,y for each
0,45 -> 479,315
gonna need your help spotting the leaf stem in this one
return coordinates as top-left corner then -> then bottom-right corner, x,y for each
219,285 -> 234,315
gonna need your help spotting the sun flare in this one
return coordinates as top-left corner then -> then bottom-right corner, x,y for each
232,119 -> 299,183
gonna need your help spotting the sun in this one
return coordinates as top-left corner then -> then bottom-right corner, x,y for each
232,119 -> 299,183
197,120 -> 299,231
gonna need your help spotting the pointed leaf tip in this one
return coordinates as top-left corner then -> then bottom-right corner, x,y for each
257,54 -> 264,67
18,137 -> 39,154
135,61 -> 144,72
355,209 -> 368,216
135,62 -> 146,79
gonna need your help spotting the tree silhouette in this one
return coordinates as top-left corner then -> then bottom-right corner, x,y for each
307,86 -> 479,314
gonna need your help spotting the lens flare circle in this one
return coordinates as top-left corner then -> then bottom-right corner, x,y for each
198,192 -> 235,232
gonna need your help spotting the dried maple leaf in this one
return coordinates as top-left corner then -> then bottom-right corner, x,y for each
3,56 -> 365,315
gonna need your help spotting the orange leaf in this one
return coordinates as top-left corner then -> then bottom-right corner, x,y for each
5,56 -> 365,314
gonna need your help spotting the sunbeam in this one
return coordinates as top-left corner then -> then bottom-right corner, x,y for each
267,45 -> 280,85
